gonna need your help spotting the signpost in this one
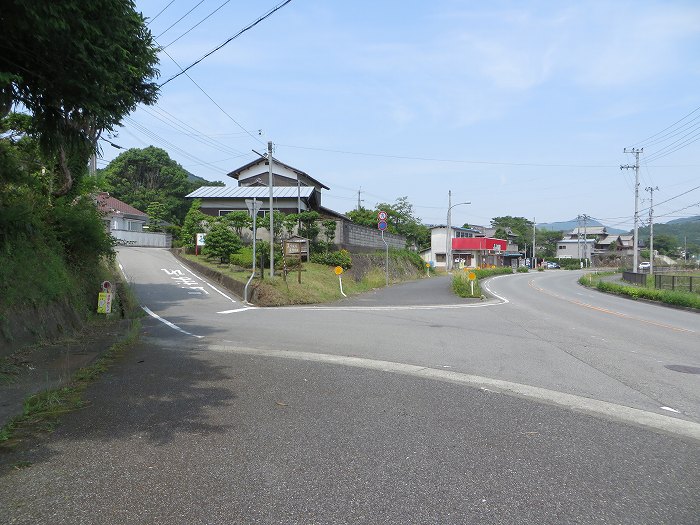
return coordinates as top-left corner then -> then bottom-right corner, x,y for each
377,211 -> 389,286
195,233 -> 206,255
335,265 -> 347,297
468,271 -> 476,296
97,280 -> 113,314
244,198 -> 262,304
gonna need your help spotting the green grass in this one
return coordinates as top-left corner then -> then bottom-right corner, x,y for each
181,253 -> 422,306
0,319 -> 141,449
452,267 -> 512,298
578,273 -> 700,310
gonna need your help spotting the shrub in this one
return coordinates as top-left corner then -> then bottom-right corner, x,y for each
230,247 -> 254,268
202,222 -> 241,263
516,266 -> 529,273
311,249 -> 352,269
389,248 -> 424,270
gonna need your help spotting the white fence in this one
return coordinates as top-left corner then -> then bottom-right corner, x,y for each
111,230 -> 172,248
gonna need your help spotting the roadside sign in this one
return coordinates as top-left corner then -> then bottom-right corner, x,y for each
97,292 -> 112,314
196,233 -> 206,246
377,210 -> 388,221
378,220 -> 388,231
468,272 -> 476,281
101,280 -> 112,292
245,198 -> 262,217
334,266 -> 344,275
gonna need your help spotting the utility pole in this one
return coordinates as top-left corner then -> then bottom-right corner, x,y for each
646,186 -> 659,274
621,148 -> 643,271
446,190 -> 452,271
576,214 -> 582,261
532,217 -> 536,268
268,141 -> 274,278
582,214 -> 589,267
357,187 -> 364,211
89,154 -> 97,177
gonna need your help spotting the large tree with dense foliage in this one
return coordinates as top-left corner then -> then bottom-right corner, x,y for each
0,0 -> 160,196
491,216 -> 534,248
100,146 -> 220,224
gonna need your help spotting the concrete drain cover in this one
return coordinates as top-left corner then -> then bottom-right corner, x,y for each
665,364 -> 700,374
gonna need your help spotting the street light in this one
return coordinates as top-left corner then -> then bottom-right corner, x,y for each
446,201 -> 471,271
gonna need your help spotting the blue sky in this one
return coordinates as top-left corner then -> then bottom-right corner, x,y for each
100,0 -> 700,229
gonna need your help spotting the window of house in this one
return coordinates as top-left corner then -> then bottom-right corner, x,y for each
127,220 -> 142,232
558,245 -> 566,250
436,253 -> 446,262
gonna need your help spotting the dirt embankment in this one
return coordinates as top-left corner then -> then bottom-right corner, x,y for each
347,253 -> 424,282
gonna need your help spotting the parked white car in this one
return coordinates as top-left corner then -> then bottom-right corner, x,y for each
638,261 -> 651,270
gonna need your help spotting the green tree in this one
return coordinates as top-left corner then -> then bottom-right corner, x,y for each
101,146 -> 204,224
491,216 -> 534,248
0,0 -> 160,196
282,213 -> 299,238
203,222 -> 241,264
652,234 -> 678,256
536,229 -> 564,258
221,210 -> 251,238
322,220 -> 337,244
180,199 -> 209,249
346,207 -> 377,228
145,201 -> 167,232
298,211 -> 320,240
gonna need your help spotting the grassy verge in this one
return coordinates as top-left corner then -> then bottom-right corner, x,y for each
452,267 -> 513,298
180,252 -> 423,306
578,273 -> 700,310
0,319 -> 140,448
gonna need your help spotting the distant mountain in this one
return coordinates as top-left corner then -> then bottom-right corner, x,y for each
187,171 -> 225,187
666,215 -> 700,225
537,218 -> 627,235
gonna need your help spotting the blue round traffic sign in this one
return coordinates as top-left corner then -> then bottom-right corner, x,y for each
378,220 -> 388,231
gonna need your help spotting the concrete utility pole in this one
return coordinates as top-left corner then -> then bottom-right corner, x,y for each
582,214 -> 589,267
621,148 -> 643,271
576,215 -> 582,260
268,141 -> 274,278
532,217 -> 536,267
446,190 -> 452,270
357,187 -> 364,211
646,186 -> 659,274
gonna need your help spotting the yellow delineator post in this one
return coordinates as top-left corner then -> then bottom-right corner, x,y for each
335,266 -> 347,297
468,271 -> 476,296
425,262 -> 430,277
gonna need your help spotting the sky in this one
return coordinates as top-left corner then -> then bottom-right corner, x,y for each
100,0 -> 700,231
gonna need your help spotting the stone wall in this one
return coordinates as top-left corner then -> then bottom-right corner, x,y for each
336,221 -> 406,253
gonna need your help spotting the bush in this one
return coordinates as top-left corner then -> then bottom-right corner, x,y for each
202,222 -> 241,263
581,276 -> 700,310
310,249 -> 352,269
516,266 -> 529,273
230,247 -> 254,268
389,248 -> 424,270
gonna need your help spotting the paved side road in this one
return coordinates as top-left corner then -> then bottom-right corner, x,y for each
2,326 -> 699,524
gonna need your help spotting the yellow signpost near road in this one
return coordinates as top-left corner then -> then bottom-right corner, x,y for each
468,272 -> 476,295
335,266 -> 347,297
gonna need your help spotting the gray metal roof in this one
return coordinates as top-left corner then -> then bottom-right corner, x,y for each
186,186 -> 315,199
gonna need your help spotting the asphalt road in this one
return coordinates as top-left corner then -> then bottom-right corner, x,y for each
2,247 -> 699,524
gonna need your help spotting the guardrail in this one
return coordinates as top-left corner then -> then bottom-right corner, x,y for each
655,275 -> 698,294
622,271 -> 646,286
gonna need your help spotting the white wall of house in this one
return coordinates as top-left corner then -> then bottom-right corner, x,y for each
109,215 -> 145,232
237,163 -> 300,185
556,239 -> 595,259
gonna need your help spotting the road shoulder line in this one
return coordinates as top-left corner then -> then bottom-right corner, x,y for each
205,343 -> 700,443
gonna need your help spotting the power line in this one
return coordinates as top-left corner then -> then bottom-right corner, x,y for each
159,0 -> 293,87
147,0 -> 176,26
155,0 -> 205,39
157,45 -> 265,145
277,143 -> 619,168
162,0 -> 233,49
632,104 -> 700,148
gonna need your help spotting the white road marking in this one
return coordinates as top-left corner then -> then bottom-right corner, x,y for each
661,406 -> 681,414
217,308 -> 255,314
203,344 -> 700,442
178,264 -> 237,303
141,306 -> 203,338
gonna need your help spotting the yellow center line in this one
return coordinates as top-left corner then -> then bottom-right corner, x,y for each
528,279 -> 695,334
